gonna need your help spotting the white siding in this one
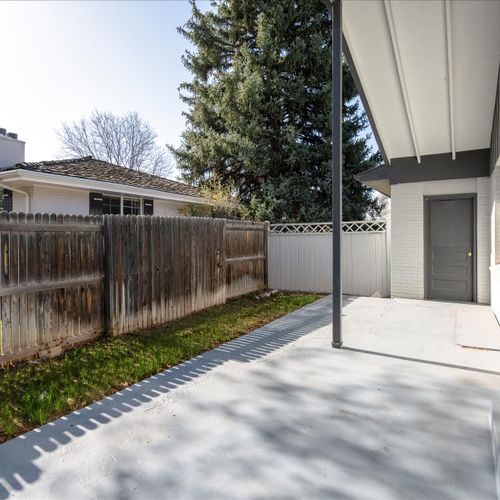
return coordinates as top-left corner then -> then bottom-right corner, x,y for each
391,177 -> 490,304
30,185 -> 89,215
26,185 -> 191,217
154,200 -> 185,217
12,191 -> 28,212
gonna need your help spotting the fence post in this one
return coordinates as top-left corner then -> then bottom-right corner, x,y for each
264,221 -> 269,289
222,218 -> 227,304
102,214 -> 114,336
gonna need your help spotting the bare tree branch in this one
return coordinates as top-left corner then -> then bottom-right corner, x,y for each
57,110 -> 173,177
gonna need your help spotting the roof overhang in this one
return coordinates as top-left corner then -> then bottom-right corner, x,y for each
0,169 -> 209,206
357,148 -> 490,196
343,0 -> 500,165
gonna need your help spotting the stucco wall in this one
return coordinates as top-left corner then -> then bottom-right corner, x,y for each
0,135 -> 25,168
391,177 -> 490,304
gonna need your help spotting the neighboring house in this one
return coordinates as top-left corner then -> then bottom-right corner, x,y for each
344,2 -> 500,317
0,130 -> 208,216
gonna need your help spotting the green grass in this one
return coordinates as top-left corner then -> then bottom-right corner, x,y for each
0,292 -> 320,443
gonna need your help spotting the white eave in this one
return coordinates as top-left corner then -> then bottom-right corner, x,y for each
343,0 -> 500,162
0,169 -> 209,206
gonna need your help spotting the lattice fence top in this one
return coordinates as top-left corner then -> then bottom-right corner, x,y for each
342,220 -> 386,233
269,220 -> 386,234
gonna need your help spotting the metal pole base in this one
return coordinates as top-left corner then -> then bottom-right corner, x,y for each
332,340 -> 343,349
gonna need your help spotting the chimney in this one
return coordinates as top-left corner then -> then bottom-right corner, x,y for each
0,129 -> 25,168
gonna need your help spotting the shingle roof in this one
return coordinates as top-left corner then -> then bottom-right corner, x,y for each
7,156 -> 200,198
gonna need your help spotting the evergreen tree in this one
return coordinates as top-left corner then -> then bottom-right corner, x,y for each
173,0 -> 384,222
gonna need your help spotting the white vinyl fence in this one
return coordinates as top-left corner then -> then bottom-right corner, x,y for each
268,220 -> 390,297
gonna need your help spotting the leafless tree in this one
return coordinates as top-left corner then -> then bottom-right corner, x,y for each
365,193 -> 389,220
58,110 -> 172,177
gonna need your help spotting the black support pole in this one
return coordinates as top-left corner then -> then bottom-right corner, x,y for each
331,0 -> 343,349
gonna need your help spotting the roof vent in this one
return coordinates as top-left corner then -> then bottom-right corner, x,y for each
6,132 -> 18,140
0,128 -> 5,136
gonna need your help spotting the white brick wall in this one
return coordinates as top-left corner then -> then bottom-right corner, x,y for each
490,167 -> 500,319
391,177 -> 491,304
493,167 -> 500,264
476,177 -> 490,304
391,182 -> 424,299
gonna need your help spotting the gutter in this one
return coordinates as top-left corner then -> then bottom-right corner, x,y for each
0,181 -> 30,212
0,169 -> 208,206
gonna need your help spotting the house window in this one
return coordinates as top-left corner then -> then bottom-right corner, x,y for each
0,189 -> 12,212
102,195 -> 121,215
123,198 -> 141,216
89,193 -> 149,216
143,199 -> 154,216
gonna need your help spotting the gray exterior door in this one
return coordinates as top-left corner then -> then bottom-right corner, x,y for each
426,197 -> 474,302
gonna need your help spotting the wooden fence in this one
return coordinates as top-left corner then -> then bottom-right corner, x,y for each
225,222 -> 268,299
104,216 -> 227,336
0,214 -> 267,364
0,213 -> 103,364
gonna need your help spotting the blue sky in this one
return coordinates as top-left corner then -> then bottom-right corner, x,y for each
0,0 -> 377,177
0,1 -> 211,175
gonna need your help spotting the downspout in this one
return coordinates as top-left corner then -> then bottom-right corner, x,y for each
0,182 -> 30,212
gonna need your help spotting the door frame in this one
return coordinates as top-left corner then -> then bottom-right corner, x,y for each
423,193 -> 477,302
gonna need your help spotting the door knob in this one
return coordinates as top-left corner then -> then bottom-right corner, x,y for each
467,250 -> 472,257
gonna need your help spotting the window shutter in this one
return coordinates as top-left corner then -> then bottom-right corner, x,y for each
2,189 -> 12,212
89,192 -> 103,215
143,199 -> 154,216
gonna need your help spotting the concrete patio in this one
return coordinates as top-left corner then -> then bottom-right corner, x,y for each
1,295 -> 499,499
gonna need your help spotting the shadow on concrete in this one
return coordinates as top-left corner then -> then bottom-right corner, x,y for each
82,328 -> 497,499
0,295 -> 349,499
344,347 -> 500,377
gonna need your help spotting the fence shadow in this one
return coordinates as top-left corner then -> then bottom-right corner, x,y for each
0,295 -> 348,498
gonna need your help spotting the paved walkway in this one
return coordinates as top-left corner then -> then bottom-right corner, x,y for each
1,296 -> 499,499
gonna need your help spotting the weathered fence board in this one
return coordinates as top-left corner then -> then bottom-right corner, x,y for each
102,216 -> 266,336
0,213 -> 267,363
0,212 -> 103,364
225,221 -> 268,299
104,216 -> 225,335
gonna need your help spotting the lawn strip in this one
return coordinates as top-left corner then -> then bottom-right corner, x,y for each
0,292 -> 320,443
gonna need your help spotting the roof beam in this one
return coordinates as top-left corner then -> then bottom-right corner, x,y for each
383,0 -> 421,163
445,0 -> 456,160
